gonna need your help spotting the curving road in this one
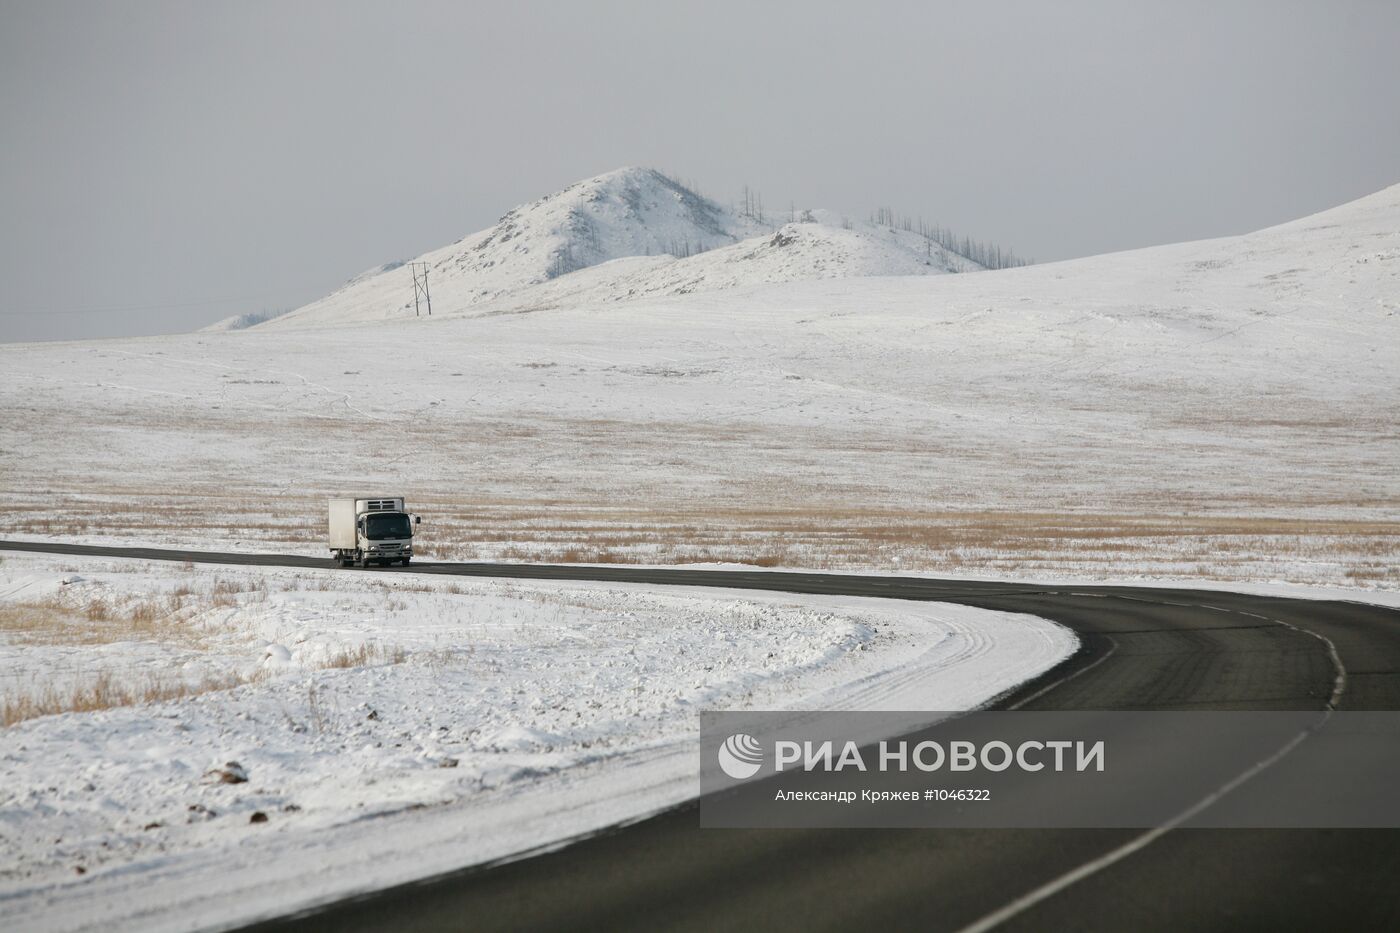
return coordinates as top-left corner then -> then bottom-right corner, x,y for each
5,540 -> 1400,931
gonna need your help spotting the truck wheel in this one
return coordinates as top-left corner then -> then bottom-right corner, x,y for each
400,557 -> 411,567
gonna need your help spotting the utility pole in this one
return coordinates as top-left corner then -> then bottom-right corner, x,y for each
409,262 -> 432,316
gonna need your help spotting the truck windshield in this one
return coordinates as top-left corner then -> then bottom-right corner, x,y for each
364,512 -> 412,540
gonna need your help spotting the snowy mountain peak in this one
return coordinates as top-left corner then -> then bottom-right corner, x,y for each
263,168 -> 984,329
475,166 -> 762,281
270,167 -> 775,327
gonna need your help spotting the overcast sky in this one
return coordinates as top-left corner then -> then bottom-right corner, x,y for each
2,0 -> 1398,342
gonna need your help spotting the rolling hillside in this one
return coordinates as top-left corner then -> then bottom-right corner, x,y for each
264,169 -> 978,327
2,181 -> 1396,584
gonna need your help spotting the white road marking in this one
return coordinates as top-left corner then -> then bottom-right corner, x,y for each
956,598 -> 1349,932
1005,637 -> 1117,711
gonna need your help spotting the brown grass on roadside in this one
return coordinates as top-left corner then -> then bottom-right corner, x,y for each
323,643 -> 404,668
409,506 -> 1399,584
0,594 -> 195,646
1,669 -> 270,728
1,637 -> 408,727
4,477 -> 1395,584
0,573 -> 415,727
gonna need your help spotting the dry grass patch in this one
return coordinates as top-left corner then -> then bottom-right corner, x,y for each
1,574 -> 279,648
2,643 -> 407,727
3,474 -> 1395,585
423,505 -> 1399,581
1,669 -> 269,728
325,643 -> 406,668
0,572 -> 415,727
0,593 -> 200,646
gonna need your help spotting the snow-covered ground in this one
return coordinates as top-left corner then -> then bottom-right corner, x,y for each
1,178 -> 1395,587
0,167 -> 1394,929
0,551 -> 1073,932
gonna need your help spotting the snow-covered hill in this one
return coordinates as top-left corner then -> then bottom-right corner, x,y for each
270,167 -> 768,327
265,169 -> 976,327
4,180 -> 1396,585
200,307 -> 294,332
469,212 -> 979,314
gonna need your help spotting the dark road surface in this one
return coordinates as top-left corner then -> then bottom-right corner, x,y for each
5,539 -> 1399,932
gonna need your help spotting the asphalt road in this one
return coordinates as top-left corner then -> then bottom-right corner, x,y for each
5,539 -> 1399,931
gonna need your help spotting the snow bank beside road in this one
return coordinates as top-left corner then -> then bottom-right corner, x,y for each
0,554 -> 1073,932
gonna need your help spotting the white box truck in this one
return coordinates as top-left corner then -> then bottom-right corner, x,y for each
328,496 -> 421,567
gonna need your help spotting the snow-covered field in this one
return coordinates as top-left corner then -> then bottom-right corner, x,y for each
0,165 -> 1395,928
0,551 -> 1073,932
1,176 -> 1395,587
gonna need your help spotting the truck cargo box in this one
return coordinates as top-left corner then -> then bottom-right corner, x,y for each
327,498 -> 359,549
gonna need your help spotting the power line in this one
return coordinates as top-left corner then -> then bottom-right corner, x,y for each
409,262 -> 432,316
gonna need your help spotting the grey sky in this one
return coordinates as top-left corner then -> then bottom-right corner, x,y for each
2,0 -> 1398,343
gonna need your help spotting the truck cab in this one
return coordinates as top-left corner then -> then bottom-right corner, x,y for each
328,496 -> 421,567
